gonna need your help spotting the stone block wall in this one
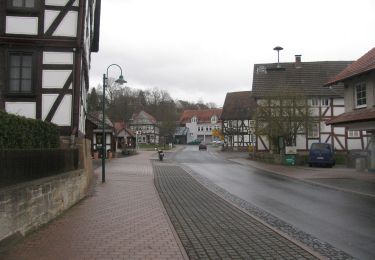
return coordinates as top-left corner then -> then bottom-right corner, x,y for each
0,138 -> 93,244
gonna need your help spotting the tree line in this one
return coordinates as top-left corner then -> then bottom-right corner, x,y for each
87,79 -> 217,136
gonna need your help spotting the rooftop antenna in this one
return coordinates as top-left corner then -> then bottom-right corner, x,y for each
273,46 -> 283,67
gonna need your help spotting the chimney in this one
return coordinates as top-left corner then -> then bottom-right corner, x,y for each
295,55 -> 302,68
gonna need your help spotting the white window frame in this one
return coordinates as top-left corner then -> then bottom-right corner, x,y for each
191,116 -> 197,123
348,130 -> 360,138
355,82 -> 367,108
321,98 -> 329,107
309,98 -> 320,107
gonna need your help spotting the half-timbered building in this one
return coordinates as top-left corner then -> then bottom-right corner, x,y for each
85,111 -> 115,158
129,110 -> 160,145
0,0 -> 101,136
325,47 -> 375,171
221,91 -> 257,150
252,55 -> 369,152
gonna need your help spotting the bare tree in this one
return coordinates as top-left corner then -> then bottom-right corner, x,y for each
256,87 -> 313,153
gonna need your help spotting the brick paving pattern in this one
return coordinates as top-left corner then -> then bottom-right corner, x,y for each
2,152 -> 186,260
153,163 -> 319,259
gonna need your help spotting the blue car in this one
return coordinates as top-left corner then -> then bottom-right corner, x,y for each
308,143 -> 335,168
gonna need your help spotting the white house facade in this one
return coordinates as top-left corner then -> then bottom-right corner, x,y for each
180,109 -> 222,144
0,0 -> 101,136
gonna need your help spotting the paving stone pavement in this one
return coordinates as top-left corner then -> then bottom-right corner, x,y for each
1,152 -> 187,260
153,163 -> 321,260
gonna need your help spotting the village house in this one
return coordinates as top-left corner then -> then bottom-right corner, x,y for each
0,0 -> 101,137
129,110 -> 159,145
85,112 -> 115,158
113,121 -> 136,151
325,47 -> 375,171
252,55 -> 369,152
180,109 -> 222,144
221,91 -> 257,151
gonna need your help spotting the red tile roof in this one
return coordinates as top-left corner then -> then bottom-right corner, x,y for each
326,47 -> 375,85
326,107 -> 375,125
180,109 -> 222,124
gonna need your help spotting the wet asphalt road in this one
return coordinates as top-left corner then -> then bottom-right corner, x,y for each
171,146 -> 375,260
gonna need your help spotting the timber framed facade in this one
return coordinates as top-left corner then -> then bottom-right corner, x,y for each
221,91 -> 257,150
0,0 -> 101,136
129,110 -> 160,145
252,56 -> 370,152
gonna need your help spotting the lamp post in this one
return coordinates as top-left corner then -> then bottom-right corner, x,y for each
102,64 -> 127,183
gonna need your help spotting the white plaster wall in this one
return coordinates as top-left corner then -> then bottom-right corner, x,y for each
42,70 -> 72,88
334,106 -> 345,116
42,94 -> 58,120
45,0 -> 79,6
257,136 -> 268,150
6,16 -> 38,35
296,134 -> 306,150
53,11 -> 78,37
347,139 -> 362,150
334,127 -> 345,135
5,102 -> 36,119
43,52 -> 74,64
335,136 -> 346,150
52,95 -> 72,126
44,10 -> 59,33
333,98 -> 344,106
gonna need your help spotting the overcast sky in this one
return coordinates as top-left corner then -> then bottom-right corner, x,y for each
90,0 -> 375,107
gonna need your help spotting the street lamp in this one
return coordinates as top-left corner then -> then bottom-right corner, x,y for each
102,64 -> 127,183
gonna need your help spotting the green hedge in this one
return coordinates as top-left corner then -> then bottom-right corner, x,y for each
0,110 -> 59,149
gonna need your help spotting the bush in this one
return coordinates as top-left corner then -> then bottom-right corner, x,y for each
0,110 -> 59,149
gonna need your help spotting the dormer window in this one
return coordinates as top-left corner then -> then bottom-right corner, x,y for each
191,116 -> 197,123
211,115 -> 217,124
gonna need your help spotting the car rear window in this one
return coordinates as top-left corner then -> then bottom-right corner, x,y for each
311,143 -> 330,151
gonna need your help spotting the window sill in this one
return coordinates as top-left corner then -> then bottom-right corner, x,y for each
354,105 -> 367,109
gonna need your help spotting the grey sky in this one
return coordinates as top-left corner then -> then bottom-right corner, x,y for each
90,0 -> 375,107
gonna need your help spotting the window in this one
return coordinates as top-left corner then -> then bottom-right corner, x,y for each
321,98 -> 329,107
309,98 -> 319,107
8,0 -> 37,8
308,123 -> 319,138
348,130 -> 360,138
191,116 -> 197,123
355,83 -> 366,108
8,52 -> 34,94
211,115 -> 217,124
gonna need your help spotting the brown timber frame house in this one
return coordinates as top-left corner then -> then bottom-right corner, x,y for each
0,0 -> 101,137
252,55 -> 370,152
221,91 -> 257,150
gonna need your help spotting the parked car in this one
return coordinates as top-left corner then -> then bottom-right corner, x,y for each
199,143 -> 207,150
308,143 -> 335,167
188,139 -> 201,145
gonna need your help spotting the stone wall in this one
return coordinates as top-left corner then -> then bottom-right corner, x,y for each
0,138 -> 93,244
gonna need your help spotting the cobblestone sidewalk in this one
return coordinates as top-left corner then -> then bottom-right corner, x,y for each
153,163 -> 321,260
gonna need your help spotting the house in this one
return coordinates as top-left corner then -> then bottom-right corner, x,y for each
252,55 -> 369,152
174,126 -> 189,144
325,47 -> 375,171
0,0 -> 101,137
85,112 -> 115,158
113,121 -> 136,151
180,109 -> 222,144
221,91 -> 257,151
129,110 -> 159,144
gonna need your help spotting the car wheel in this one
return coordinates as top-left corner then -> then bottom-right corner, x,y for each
309,163 -> 313,167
